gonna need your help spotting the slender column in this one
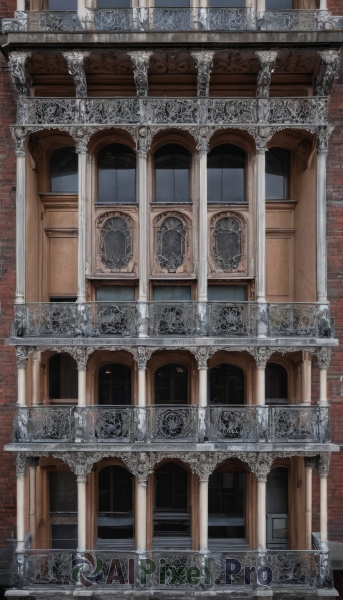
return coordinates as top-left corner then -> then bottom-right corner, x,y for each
256,367 -> 265,406
319,0 -> 327,8
138,131 -> 149,304
199,479 -> 208,551
16,455 -> 27,551
16,347 -> 30,407
301,351 -> 312,405
15,148 -> 26,304
198,148 -> 208,302
257,480 -> 266,550
29,459 -> 39,547
77,476 -> 87,552
32,351 -> 41,406
78,370 -> 86,407
317,348 -> 331,406
199,369 -> 207,407
256,147 -> 266,303
17,0 -> 25,10
317,152 -> 327,304
305,457 -> 316,550
318,454 -> 330,544
136,480 -> 147,552
138,368 -> 146,407
256,0 -> 265,11
76,140 -> 87,303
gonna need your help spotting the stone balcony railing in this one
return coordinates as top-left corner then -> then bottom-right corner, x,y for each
12,405 -> 330,444
12,548 -> 332,590
2,8 -> 342,33
16,96 -> 328,129
12,302 -> 332,339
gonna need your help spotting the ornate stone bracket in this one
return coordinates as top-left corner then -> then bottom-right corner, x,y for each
316,124 -> 335,155
315,50 -> 340,97
246,346 -> 275,368
128,52 -> 153,97
191,51 -> 215,98
8,51 -> 33,97
248,126 -> 279,153
16,346 -> 37,368
247,453 -> 275,482
15,452 -> 47,477
62,51 -> 90,98
255,51 -> 278,99
55,451 -> 106,482
316,347 -> 332,370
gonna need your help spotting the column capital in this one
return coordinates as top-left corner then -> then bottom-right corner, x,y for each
316,347 -> 332,370
317,453 -> 330,478
8,50 -> 33,96
56,451 -> 103,482
248,126 -> 278,153
62,51 -> 90,98
316,124 -> 335,155
41,346 -> 96,370
305,456 -> 317,470
16,346 -> 37,368
121,452 -> 155,485
247,346 -> 274,368
255,51 -> 278,99
11,127 -> 27,157
71,127 -> 93,154
137,126 -> 151,157
315,50 -> 340,97
16,453 -> 30,478
128,51 -> 153,97
191,51 -> 215,97
195,126 -> 214,154
189,452 -> 223,482
247,452 -> 274,482
129,346 -> 155,369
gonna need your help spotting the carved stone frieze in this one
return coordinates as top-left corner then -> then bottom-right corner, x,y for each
255,51 -> 278,99
16,346 -> 37,368
62,51 -> 90,98
8,51 -> 33,96
191,51 -> 215,97
315,50 -> 340,97
128,51 -> 153,97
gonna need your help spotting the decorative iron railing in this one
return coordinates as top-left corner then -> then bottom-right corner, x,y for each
12,405 -> 330,444
12,549 -> 332,589
2,8 -> 340,33
16,96 -> 328,128
12,302 -> 332,339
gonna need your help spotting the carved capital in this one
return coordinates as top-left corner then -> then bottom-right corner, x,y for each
41,346 -> 95,370
315,50 -> 340,97
316,347 -> 332,370
11,126 -> 27,156
8,51 -> 32,96
56,452 -> 103,482
128,52 -> 152,97
70,127 -> 93,154
120,452 -> 155,484
62,51 -> 89,98
191,51 -> 215,98
317,453 -> 330,478
16,346 -> 37,368
247,346 -> 275,368
248,127 -> 278,153
185,346 -> 215,370
137,126 -> 151,156
16,453 -> 30,478
195,126 -> 214,154
305,456 -> 317,470
255,51 -> 278,99
247,452 -> 275,482
190,452 -> 223,482
316,125 -> 335,155
129,346 -> 155,370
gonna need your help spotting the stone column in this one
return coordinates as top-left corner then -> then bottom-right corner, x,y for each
32,351 -> 41,406
77,474 -> 87,552
256,0 -> 265,11
318,454 -> 330,544
136,479 -> 147,552
16,347 -> 32,407
250,348 -> 273,406
197,133 -> 211,303
317,348 -> 331,406
250,454 -> 273,551
301,351 -> 312,405
132,348 -> 151,439
17,0 -> 25,9
14,135 -> 27,305
199,478 -> 208,552
29,458 -> 39,547
73,349 -> 90,407
76,137 -> 88,304
137,130 -> 149,308
16,454 -> 28,551
255,142 -> 266,304
305,457 -> 316,550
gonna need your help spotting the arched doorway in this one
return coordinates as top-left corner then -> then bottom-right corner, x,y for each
98,363 -> 132,405
153,463 -> 191,549
154,363 -> 188,404
97,465 -> 134,550
266,467 -> 289,549
208,467 -> 247,550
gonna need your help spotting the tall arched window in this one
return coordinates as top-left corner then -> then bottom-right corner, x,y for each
155,363 -> 188,404
98,363 -> 132,405
98,144 -> 136,204
265,363 -> 288,404
208,470 -> 245,543
266,467 -> 289,549
49,353 -> 78,400
207,144 -> 245,203
209,364 -> 245,404
155,144 -> 190,203
265,147 -> 290,199
98,466 -> 134,543
50,147 -> 78,193
154,463 -> 190,544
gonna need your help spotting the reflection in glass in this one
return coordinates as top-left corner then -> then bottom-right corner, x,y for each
209,0 -> 245,5
98,466 -> 133,540
153,285 -> 191,302
99,0 -> 130,6
96,286 -> 135,301
208,471 -> 245,539
155,144 -> 190,203
210,364 -> 244,404
98,144 -> 136,204
50,147 -> 78,193
266,0 -> 292,8
98,363 -> 132,405
207,144 -> 245,203
49,0 -> 77,8
155,363 -> 188,404
208,285 -> 246,301
265,363 -> 288,404
265,147 -> 290,199
154,463 -> 190,537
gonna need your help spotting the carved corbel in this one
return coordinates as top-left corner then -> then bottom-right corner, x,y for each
248,126 -> 279,154
255,51 -> 278,99
189,452 -> 224,482
184,347 -> 217,370
317,453 -> 330,478
11,127 -> 28,157
120,452 -> 156,485
128,52 -> 153,97
314,50 -> 340,97
16,346 -> 37,368
194,126 -> 214,154
305,456 -> 318,470
56,451 -> 105,483
316,124 -> 335,156
8,51 -> 33,96
247,347 -> 275,368
16,453 -> 30,478
316,347 -> 332,370
62,51 -> 90,98
191,51 -> 215,98
129,347 -> 156,370
247,452 -> 275,482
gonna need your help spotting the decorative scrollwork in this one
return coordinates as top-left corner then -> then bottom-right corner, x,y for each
191,51 -> 215,97
255,51 -> 278,99
128,51 -> 152,97
98,216 -> 133,270
212,215 -> 243,271
156,215 -> 186,272
8,51 -> 33,96
315,50 -> 340,97
62,51 -> 89,98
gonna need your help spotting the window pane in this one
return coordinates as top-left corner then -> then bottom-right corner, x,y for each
98,144 -> 136,204
99,0 -> 130,6
265,363 -> 288,403
49,0 -> 77,8
153,286 -> 191,301
98,363 -> 132,405
96,286 -> 135,301
50,147 -> 78,193
50,472 -> 77,513
155,464 -> 188,510
266,0 -> 293,8
208,471 -> 245,539
210,364 -> 245,404
155,144 -> 190,203
265,147 -> 290,199
207,144 -> 245,203
155,363 -> 188,404
155,0 -> 190,6
210,0 -> 245,5
266,467 -> 288,514
208,286 -> 246,301
49,353 -> 78,400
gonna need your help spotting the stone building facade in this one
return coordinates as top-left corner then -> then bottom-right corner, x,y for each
1,0 -> 343,597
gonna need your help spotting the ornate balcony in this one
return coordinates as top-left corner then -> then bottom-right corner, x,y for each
12,302 -> 332,340
2,8 -> 341,33
12,405 -> 330,444
12,548 -> 332,591
16,96 -> 328,129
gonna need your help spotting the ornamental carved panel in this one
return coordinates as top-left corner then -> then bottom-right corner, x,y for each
95,212 -> 136,274
153,211 -> 192,275
209,212 -> 247,274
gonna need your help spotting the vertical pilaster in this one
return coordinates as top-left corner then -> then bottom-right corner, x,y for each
76,138 -> 88,304
199,479 -> 208,552
138,130 -> 149,305
255,146 -> 266,304
191,51 -> 215,98
29,458 -> 39,547
318,454 -> 330,544
136,480 -> 147,552
250,454 -> 273,551
32,351 -> 41,406
255,51 -> 277,99
128,52 -> 152,97
301,351 -> 312,405
16,454 -> 28,551
77,475 -> 87,552
15,142 -> 26,304
62,51 -> 89,98
197,133 -> 210,302
305,457 -> 316,550
16,347 -> 31,407
317,348 -> 331,406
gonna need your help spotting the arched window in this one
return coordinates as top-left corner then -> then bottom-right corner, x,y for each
266,467 -> 288,549
98,144 -> 136,204
210,364 -> 244,404
155,363 -> 188,404
265,363 -> 288,404
49,353 -> 78,400
50,147 -> 78,193
98,363 -> 132,405
207,144 -> 245,203
265,147 -> 290,200
155,144 -> 190,203
98,466 -> 134,542
208,470 -> 245,542
154,463 -> 190,542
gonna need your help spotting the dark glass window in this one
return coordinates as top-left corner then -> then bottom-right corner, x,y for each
50,147 -> 78,193
98,144 -> 136,204
267,467 -> 288,514
155,144 -> 190,203
98,466 -> 133,540
50,472 -> 77,549
209,0 -> 245,5
208,286 -> 246,301
96,286 -> 135,301
99,0 -> 130,6
207,144 -> 245,203
155,363 -> 188,404
153,286 -> 191,301
265,147 -> 290,199
210,364 -> 244,405
98,363 -> 132,405
154,463 -> 189,536
49,354 -> 78,400
266,0 -> 293,8
49,0 -> 77,8
265,363 -> 288,404
155,0 -> 190,6
208,471 -> 244,539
